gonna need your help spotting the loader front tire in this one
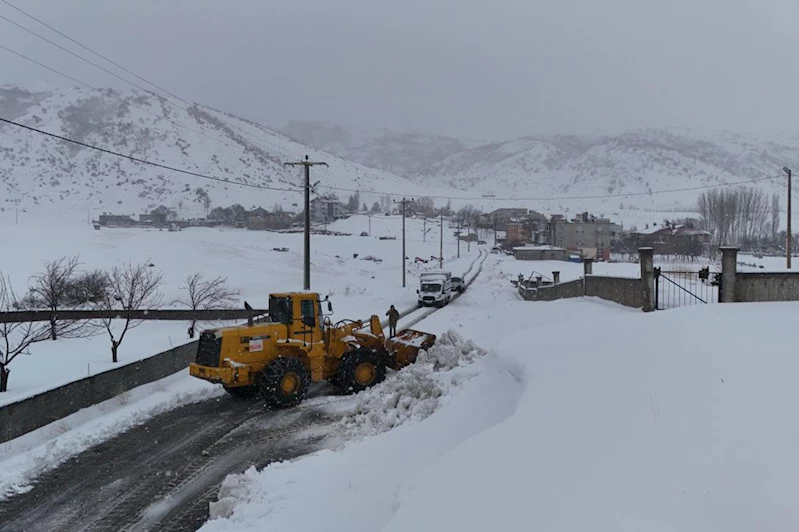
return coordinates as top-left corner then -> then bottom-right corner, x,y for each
337,349 -> 386,394
257,357 -> 310,408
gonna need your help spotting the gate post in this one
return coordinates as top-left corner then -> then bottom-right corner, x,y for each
639,247 -> 655,312
583,258 -> 593,275
552,271 -> 560,284
719,246 -> 739,303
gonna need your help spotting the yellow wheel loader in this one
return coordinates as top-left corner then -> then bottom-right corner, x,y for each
189,292 -> 436,407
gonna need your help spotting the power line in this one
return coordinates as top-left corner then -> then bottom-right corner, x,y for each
0,13 -> 176,107
0,43 -> 260,155
0,9 -> 302,159
0,114 -> 788,207
314,174 -> 785,203
1,0 -> 187,105
0,116 -> 302,194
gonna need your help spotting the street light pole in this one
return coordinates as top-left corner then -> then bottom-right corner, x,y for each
784,166 -> 792,269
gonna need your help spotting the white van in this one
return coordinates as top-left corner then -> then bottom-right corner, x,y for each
418,272 -> 453,307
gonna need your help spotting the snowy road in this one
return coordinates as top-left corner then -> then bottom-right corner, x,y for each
0,251 -> 488,532
0,387 -> 344,532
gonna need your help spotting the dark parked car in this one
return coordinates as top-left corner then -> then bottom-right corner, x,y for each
451,276 -> 465,293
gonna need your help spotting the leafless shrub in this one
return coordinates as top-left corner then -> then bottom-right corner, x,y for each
26,256 -> 103,340
0,276 -> 50,392
97,262 -> 163,363
177,273 -> 240,338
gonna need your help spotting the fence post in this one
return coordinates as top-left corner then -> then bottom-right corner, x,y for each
639,247 -> 655,312
552,271 -> 560,284
583,258 -> 593,275
719,246 -> 739,303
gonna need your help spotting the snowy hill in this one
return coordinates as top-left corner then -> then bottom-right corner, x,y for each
278,120 -> 482,178
280,120 -> 799,216
0,85 -> 452,220
408,128 -> 799,213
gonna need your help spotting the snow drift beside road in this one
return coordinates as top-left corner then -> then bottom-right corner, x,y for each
202,257 -> 799,531
203,330 -> 521,530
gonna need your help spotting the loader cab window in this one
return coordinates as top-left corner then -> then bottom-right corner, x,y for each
269,296 -> 292,325
300,299 -> 316,328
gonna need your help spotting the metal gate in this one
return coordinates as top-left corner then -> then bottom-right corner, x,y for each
654,267 -> 721,310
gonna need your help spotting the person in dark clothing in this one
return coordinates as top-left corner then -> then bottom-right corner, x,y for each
386,305 -> 399,337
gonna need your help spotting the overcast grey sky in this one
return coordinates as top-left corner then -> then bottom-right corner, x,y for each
2,0 -> 799,140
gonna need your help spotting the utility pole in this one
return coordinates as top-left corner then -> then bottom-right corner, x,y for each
457,219 -> 461,258
394,198 -> 413,287
423,217 -> 427,243
467,218 -> 471,253
284,155 -> 328,290
784,167 -> 793,269
439,210 -> 444,269
493,213 -> 497,247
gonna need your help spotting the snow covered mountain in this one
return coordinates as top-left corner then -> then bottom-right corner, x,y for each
407,128 -> 799,213
282,119 -> 799,215
278,120 -> 482,178
0,85 -> 452,220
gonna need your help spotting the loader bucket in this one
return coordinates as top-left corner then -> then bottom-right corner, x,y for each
385,329 -> 437,369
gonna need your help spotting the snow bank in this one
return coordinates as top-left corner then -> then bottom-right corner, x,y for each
0,372 -> 222,500
382,303 -> 799,531
202,331 -> 521,531
202,252 -> 799,531
339,330 -> 485,438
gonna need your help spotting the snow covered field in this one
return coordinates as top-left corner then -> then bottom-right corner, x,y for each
0,214 -> 481,406
4,210 -> 799,530
200,255 -> 799,531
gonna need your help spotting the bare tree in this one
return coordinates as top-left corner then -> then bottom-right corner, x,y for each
177,273 -> 240,338
771,193 -> 780,243
0,276 -> 50,392
697,187 -> 770,248
98,262 -> 163,363
26,256 -> 91,340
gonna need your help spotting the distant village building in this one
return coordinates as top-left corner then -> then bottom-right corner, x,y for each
310,198 -> 345,223
513,245 -> 571,261
97,213 -> 136,227
632,222 -> 710,255
245,207 -> 293,230
486,208 -> 531,230
550,212 -> 621,260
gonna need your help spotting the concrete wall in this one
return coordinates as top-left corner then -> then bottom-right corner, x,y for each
514,248 -> 570,261
0,340 -> 197,444
518,279 -> 584,301
585,276 -> 643,309
735,273 -> 799,302
519,276 -> 643,309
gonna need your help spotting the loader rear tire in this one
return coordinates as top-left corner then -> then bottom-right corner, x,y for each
336,349 -> 386,395
257,357 -> 310,408
223,385 -> 258,399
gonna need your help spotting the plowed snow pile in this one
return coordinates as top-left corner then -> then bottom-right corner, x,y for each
339,330 -> 485,438
203,330 -> 522,530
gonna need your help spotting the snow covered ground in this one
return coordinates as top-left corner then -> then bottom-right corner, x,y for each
0,214 -> 481,406
200,254 -> 799,531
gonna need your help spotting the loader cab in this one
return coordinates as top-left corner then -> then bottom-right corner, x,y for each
268,292 -> 326,346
